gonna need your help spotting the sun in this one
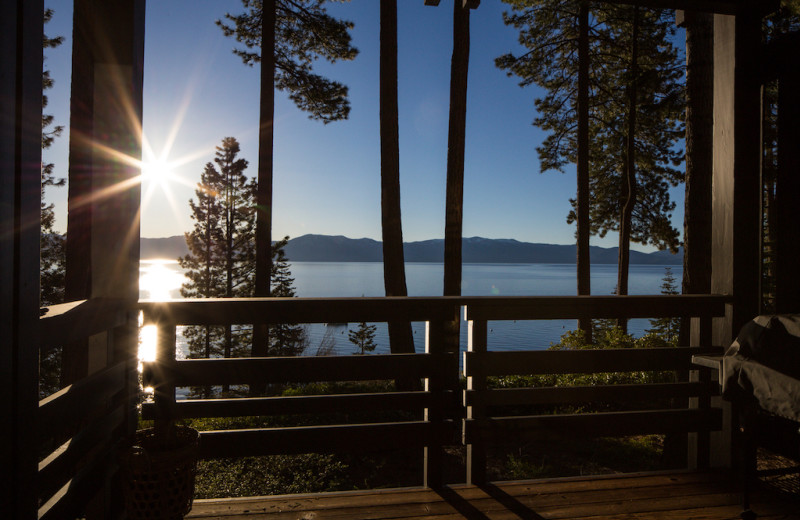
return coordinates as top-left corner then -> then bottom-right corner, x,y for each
140,158 -> 174,188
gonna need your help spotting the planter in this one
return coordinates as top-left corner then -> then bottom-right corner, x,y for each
119,425 -> 200,520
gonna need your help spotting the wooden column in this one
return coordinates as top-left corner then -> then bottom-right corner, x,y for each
63,0 -> 144,383
1,2 -> 45,517
711,11 -> 763,469
775,56 -> 800,313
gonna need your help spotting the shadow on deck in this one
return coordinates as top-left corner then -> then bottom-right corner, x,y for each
187,470 -> 800,520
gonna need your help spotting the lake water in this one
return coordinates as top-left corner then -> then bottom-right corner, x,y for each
139,260 -> 681,360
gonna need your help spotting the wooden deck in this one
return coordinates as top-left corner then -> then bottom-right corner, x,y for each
186,471 -> 800,519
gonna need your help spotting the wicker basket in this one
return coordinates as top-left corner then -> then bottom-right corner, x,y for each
119,426 -> 200,520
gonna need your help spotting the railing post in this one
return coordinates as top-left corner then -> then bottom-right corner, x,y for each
465,313 -> 487,485
154,320 -> 177,441
689,316 -> 714,469
424,318 -> 446,488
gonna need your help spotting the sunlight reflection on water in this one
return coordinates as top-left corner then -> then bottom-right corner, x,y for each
138,259 -> 187,370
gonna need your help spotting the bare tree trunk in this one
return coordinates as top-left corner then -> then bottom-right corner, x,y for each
251,0 -> 275,395
679,11 -> 714,346
380,0 -> 415,359
577,0 -> 592,342
443,0 -> 470,352
617,7 -> 640,333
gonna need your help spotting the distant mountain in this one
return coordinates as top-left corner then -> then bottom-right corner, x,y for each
140,235 -> 188,260
140,234 -> 682,265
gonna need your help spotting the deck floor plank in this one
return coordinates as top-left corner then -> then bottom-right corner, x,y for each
186,471 -> 799,520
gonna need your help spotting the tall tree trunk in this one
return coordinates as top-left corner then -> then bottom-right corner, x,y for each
380,0 -> 415,358
443,0 -> 470,351
577,0 -> 592,342
224,179 -> 234,393
617,7 -> 639,332
251,0 -> 275,395
679,11 -> 714,346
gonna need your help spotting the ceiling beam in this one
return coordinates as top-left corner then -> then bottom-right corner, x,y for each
424,0 -> 480,9
599,0 -> 777,16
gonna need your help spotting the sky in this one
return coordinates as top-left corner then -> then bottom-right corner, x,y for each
42,0 -> 685,251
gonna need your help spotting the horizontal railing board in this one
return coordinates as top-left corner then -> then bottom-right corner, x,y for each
464,408 -> 723,443
464,347 -> 723,377
37,405 -> 125,503
142,391 -> 448,420
462,295 -> 730,321
144,353 -> 451,387
39,298 -> 131,352
465,381 -> 718,408
38,438 -> 116,520
140,296 -> 462,326
197,421 -> 448,459
38,361 -> 127,438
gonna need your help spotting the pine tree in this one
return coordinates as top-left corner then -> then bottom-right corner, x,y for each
268,236 -> 307,356
39,8 -> 66,398
217,0 -> 358,123
349,322 -> 377,355
217,0 -> 357,360
40,7 -> 66,308
646,267 -> 680,344
180,138 -> 254,397
498,2 -> 684,312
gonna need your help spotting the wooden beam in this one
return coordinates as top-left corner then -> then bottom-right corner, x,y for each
424,0 -> 480,9
600,0 -> 777,16
464,294 -> 730,321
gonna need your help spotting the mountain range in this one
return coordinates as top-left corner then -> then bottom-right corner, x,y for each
140,234 -> 682,265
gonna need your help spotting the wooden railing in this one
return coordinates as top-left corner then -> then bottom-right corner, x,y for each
462,295 -> 730,484
140,294 -> 731,488
140,297 -> 463,488
37,298 -> 139,520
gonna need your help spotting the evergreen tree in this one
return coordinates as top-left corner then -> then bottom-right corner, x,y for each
349,322 -> 377,355
39,8 -> 66,398
180,138 -> 254,396
588,5 -> 684,300
496,0 -> 604,340
217,0 -> 357,359
40,7 -> 66,308
646,267 -> 680,344
268,236 -> 307,356
217,0 -> 358,123
499,2 -> 684,311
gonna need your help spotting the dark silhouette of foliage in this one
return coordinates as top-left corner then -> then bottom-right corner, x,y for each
180,138 -> 255,396
217,0 -> 358,123
646,267 -> 680,344
497,0 -> 594,338
498,2 -> 684,305
40,8 -> 66,399
348,322 -> 377,355
40,7 -> 66,308
180,143 -> 305,396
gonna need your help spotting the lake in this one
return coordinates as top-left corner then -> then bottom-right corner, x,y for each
139,260 -> 681,360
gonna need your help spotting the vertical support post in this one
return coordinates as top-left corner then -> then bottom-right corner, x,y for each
732,11 -> 763,333
775,65 -> 800,313
424,318 -> 446,488
1,1 -> 44,517
465,314 -> 487,485
154,321 -> 177,442
64,0 -> 144,384
696,316 -> 713,469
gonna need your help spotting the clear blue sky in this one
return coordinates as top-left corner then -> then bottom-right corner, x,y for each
42,0 -> 685,251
